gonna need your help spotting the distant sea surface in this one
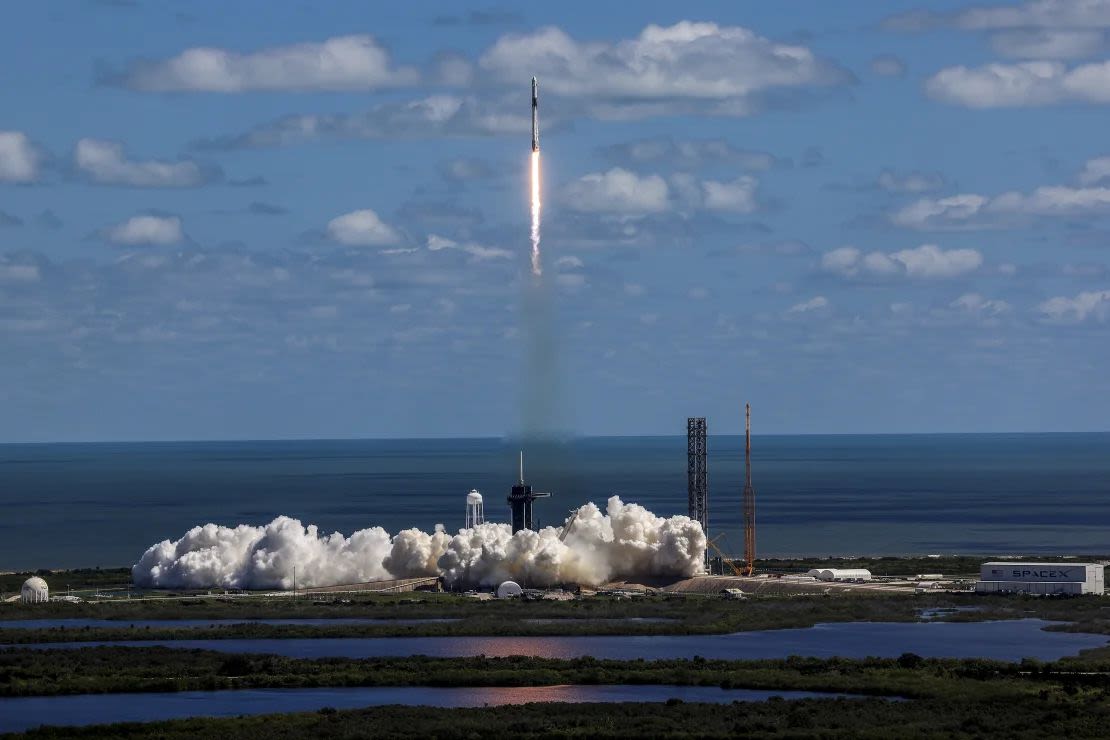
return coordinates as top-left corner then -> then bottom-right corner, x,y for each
2,434 -> 1108,570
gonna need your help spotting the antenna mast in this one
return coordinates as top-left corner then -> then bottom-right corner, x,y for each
743,403 -> 756,577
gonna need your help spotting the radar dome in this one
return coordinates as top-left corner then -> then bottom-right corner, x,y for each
496,580 -> 523,599
21,576 -> 49,604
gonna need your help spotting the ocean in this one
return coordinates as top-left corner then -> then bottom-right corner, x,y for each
1,434 -> 1108,571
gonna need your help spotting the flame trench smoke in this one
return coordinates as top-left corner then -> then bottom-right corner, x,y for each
530,151 -> 542,277
131,496 -> 707,590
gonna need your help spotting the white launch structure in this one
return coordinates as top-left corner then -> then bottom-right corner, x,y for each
465,489 -> 485,529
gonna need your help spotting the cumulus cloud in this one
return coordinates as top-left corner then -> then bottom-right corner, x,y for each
478,21 -> 850,118
892,186 -> 1110,228
926,60 -> 1110,107
601,137 -> 777,171
870,54 -> 907,76
700,176 -> 758,212
106,215 -> 184,246
822,244 -> 983,279
1038,289 -> 1110,322
327,209 -> 401,247
132,496 -> 707,589
951,292 -> 1012,316
1078,156 -> 1110,185
562,168 -> 670,215
788,295 -> 829,313
75,138 -> 213,187
196,95 -> 525,150
121,35 -> 418,92
887,2 -> 1110,63
425,233 -> 511,261
877,169 -> 945,193
0,131 -> 40,182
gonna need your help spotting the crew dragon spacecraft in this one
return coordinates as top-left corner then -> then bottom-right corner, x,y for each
531,76 -> 539,152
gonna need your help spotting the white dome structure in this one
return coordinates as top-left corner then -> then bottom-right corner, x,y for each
21,576 -> 49,604
496,580 -> 523,599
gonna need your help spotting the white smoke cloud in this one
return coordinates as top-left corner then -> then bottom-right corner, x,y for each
132,496 -> 706,590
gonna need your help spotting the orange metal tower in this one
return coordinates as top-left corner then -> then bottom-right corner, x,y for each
743,403 -> 756,576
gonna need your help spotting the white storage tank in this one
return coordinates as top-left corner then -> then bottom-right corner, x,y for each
496,580 -> 523,599
976,562 -> 1105,595
21,576 -> 49,604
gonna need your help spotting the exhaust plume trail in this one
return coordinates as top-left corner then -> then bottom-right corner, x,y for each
530,150 -> 542,276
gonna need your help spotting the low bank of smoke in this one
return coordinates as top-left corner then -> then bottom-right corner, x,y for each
132,496 -> 706,589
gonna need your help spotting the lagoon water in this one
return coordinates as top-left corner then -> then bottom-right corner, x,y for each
11,619 -> 1106,662
0,685 -> 868,733
3,434 -> 1109,570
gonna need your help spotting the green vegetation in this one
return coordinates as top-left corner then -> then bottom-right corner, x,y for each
4,645 -> 1109,698
6,660 -> 1110,738
3,591 -> 1110,643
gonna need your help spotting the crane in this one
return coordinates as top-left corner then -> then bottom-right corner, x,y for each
707,534 -> 746,578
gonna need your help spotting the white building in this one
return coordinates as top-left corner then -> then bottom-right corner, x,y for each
20,576 -> 49,604
976,562 -> 1105,595
807,568 -> 872,582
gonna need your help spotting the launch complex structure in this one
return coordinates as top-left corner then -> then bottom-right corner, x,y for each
689,405 -> 756,574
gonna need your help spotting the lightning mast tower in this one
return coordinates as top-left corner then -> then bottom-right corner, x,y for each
687,417 -> 708,568
743,403 -> 756,577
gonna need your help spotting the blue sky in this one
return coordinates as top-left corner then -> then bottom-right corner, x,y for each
2,0 -> 1109,441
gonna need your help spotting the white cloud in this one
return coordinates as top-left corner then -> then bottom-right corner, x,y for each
124,35 -> 418,92
988,29 -> 1109,58
0,131 -> 40,182
326,209 -> 401,247
107,215 -> 184,246
957,1 -> 1110,30
562,168 -> 669,215
424,233 -> 511,260
602,137 -> 777,170
1079,156 -> 1110,185
0,263 -> 40,283
877,169 -> 944,193
821,244 -> 982,279
871,55 -> 907,76
892,186 -> 1110,228
926,60 -> 1110,108
950,293 -> 1012,315
1038,289 -> 1110,322
555,255 -> 584,270
788,296 -> 829,313
75,139 -> 207,187
701,176 -> 758,212
478,21 -> 849,117
199,95 -> 525,150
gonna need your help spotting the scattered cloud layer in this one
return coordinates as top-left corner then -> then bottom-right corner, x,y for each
788,295 -> 829,313
75,138 -> 214,187
1039,289 -> 1110,322
600,137 -> 778,171
326,209 -> 402,247
106,215 -> 185,246
426,233 -> 511,260
870,55 -> 907,76
877,169 -> 945,193
927,60 -> 1110,108
822,244 -> 983,279
196,95 -> 524,149
892,185 -> 1110,229
561,168 -> 670,215
0,131 -> 40,182
478,21 -> 851,118
120,35 -> 419,92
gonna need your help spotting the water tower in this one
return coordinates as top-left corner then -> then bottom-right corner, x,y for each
465,489 -> 484,528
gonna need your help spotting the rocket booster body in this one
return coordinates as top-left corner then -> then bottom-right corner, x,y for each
531,76 -> 539,152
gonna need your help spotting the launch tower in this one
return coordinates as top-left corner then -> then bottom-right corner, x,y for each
508,451 -> 550,533
687,417 -> 708,567
743,403 -> 756,576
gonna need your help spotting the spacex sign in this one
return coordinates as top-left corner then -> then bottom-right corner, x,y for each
982,562 -> 1087,583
